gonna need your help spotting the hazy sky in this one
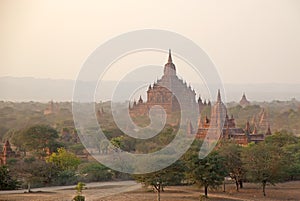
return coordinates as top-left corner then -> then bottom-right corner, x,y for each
0,0 -> 300,84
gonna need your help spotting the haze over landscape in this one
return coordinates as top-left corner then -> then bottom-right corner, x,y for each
1,76 -> 300,102
1,0 -> 300,103
1,1 -> 300,201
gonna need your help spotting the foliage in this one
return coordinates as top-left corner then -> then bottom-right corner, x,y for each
265,130 -> 298,147
186,150 -> 227,198
69,143 -> 85,155
12,125 -> 59,157
265,131 -> 300,181
242,142 -> 286,196
283,141 -> 300,180
54,169 -> 78,186
0,165 -> 19,190
73,195 -> 85,201
45,148 -> 80,185
11,158 -> 54,190
134,159 -> 185,201
219,141 -> 245,191
110,136 -> 124,150
75,182 -> 86,194
134,159 -> 185,189
72,182 -> 86,201
46,147 -> 81,171
78,162 -> 112,182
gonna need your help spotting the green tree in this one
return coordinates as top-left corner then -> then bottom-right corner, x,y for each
46,148 -> 81,186
265,130 -> 298,147
283,141 -> 300,180
134,160 -> 186,201
13,125 -> 59,157
265,131 -> 300,181
46,147 -> 81,171
242,143 -> 285,196
186,150 -> 227,198
219,142 -> 245,191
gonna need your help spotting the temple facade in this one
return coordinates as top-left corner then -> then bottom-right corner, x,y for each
0,140 -> 17,165
129,50 -> 207,117
196,91 -> 271,145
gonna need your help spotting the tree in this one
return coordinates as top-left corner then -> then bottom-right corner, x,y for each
0,165 -> 18,190
13,125 -> 59,157
46,148 -> 81,186
283,141 -> 300,180
186,150 -> 227,198
219,142 -> 245,191
12,157 -> 54,192
46,147 -> 81,171
134,160 -> 186,201
242,143 -> 285,196
265,131 -> 300,181
265,130 -> 298,148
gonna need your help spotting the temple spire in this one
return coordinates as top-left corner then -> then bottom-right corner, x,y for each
168,49 -> 172,63
217,89 -> 221,103
164,49 -> 176,76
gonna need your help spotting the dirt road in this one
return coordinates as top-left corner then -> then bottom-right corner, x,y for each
0,180 -> 141,201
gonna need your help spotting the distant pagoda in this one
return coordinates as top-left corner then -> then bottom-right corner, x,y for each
239,93 -> 250,107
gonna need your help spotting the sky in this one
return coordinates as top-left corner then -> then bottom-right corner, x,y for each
0,0 -> 300,84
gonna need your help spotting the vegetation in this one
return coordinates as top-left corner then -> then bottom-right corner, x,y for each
242,142 -> 285,196
0,100 -> 300,199
46,148 -> 81,171
134,160 -> 185,201
0,165 -> 18,190
12,125 -> 59,158
72,182 -> 86,201
219,142 -> 245,191
78,162 -> 112,182
186,150 -> 227,198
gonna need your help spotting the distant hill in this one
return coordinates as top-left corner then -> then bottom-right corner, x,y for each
0,76 -> 299,102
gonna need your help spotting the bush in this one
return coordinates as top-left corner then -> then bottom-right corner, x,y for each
0,165 -> 19,190
54,170 -> 78,186
72,182 -> 85,201
72,195 -> 85,201
78,162 -> 112,182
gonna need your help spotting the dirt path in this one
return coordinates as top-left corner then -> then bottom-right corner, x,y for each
0,180 -> 138,195
1,181 -> 300,201
0,180 -> 141,201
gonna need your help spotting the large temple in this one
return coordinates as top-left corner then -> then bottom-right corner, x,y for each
129,50 -> 271,145
129,50 -> 207,117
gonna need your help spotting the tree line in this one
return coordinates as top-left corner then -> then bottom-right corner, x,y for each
1,124 -> 300,200
134,130 -> 300,199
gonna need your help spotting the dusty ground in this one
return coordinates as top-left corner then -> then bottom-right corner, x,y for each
0,181 -> 300,201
